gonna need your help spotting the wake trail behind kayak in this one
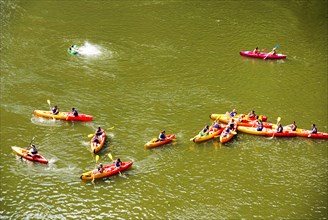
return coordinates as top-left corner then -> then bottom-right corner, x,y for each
78,42 -> 102,57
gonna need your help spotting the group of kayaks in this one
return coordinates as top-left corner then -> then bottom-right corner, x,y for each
12,105 -> 133,181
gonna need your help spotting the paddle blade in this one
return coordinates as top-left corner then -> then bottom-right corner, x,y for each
95,155 -> 99,163
277,117 -> 281,124
108,153 -> 113,160
275,44 -> 279,49
107,126 -> 115,130
47,99 -> 51,105
88,134 -> 94,138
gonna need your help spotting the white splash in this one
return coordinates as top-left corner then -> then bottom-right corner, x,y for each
78,42 -> 102,56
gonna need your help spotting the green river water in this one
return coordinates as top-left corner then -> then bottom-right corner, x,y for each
1,0 -> 327,219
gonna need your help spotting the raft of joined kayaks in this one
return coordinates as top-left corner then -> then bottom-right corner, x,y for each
80,161 -> 133,181
11,146 -> 48,164
33,110 -> 93,121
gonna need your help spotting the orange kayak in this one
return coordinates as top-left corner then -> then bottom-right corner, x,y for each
90,130 -> 106,153
192,125 -> 226,143
145,134 -> 175,148
12,146 -> 48,164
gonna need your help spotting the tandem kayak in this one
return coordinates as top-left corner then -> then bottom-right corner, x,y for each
145,134 -> 175,148
91,130 -> 106,153
192,125 -> 226,143
67,44 -> 79,55
240,51 -> 287,59
237,126 -> 296,137
33,110 -> 93,121
80,161 -> 133,181
210,114 -> 272,128
11,146 -> 48,164
210,113 -> 268,122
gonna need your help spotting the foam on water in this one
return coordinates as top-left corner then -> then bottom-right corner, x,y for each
77,41 -> 102,57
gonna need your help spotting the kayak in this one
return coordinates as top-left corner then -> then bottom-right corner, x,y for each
90,131 -> 106,153
240,51 -> 287,59
210,113 -> 268,122
33,110 -> 93,121
295,129 -> 328,139
11,146 -> 48,164
80,161 -> 133,181
210,114 -> 272,128
67,44 -> 79,55
220,124 -> 237,144
237,126 -> 296,137
192,125 -> 226,143
145,134 -> 175,148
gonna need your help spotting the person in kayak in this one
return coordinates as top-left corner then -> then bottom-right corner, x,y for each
97,164 -> 104,173
256,119 -> 263,131
221,126 -> 231,137
28,144 -> 38,158
276,124 -> 283,133
52,105 -> 59,115
209,120 -> 221,134
200,125 -> 209,136
253,47 -> 260,54
289,121 -> 297,131
229,109 -> 237,117
92,136 -> 100,146
158,131 -> 166,141
237,114 -> 246,122
115,158 -> 122,168
72,108 -> 78,117
70,45 -> 79,52
248,110 -> 256,119
95,127 -> 103,136
268,47 -> 277,56
228,118 -> 236,130
310,124 -> 317,134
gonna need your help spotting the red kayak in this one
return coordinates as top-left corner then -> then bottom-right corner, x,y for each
80,161 -> 133,180
240,51 -> 287,59
145,134 -> 175,148
295,129 -> 328,139
33,110 -> 93,121
12,146 -> 48,164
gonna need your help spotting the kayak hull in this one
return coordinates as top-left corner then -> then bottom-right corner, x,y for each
240,51 -> 287,59
145,134 -> 175,148
193,125 -> 226,143
11,146 -> 48,164
295,129 -> 328,139
80,161 -> 133,181
237,126 -> 296,137
91,131 -> 106,153
33,110 -> 93,121
210,114 -> 272,128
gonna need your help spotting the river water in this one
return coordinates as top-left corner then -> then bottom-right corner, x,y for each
1,0 -> 327,219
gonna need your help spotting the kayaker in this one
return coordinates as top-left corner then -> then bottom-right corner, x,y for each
115,158 -> 122,168
221,127 -> 230,137
311,124 -> 318,134
97,164 -> 104,173
72,108 -> 78,117
70,45 -> 78,52
28,144 -> 38,158
92,136 -> 100,146
52,105 -> 59,115
237,114 -> 246,122
253,47 -> 260,54
289,121 -> 297,131
229,109 -> 237,117
95,127 -> 103,136
200,126 -> 209,136
158,130 -> 166,141
268,47 -> 277,56
248,110 -> 256,119
256,119 -> 263,131
276,124 -> 283,133
228,119 -> 236,130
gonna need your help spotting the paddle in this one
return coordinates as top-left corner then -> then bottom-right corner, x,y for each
47,99 -> 56,121
108,153 -> 121,176
92,155 -> 100,183
268,117 -> 281,139
264,44 -> 279,60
